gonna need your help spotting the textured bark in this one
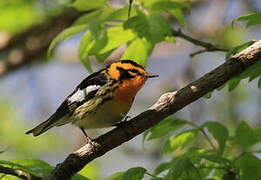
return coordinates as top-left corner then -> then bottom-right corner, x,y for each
43,40 -> 261,180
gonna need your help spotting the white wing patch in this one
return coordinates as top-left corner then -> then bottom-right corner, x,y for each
68,85 -> 100,103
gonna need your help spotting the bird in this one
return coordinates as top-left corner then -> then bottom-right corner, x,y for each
26,60 -> 158,139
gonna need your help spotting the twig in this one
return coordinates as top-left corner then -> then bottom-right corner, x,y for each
188,122 -> 216,149
0,165 -> 41,180
44,41 -> 261,180
172,29 -> 228,57
200,128 -> 217,149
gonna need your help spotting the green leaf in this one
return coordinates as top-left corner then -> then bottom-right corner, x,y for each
154,162 -> 170,175
147,13 -> 172,43
199,151 -> 230,164
122,38 -> 153,67
47,25 -> 87,58
240,60 -> 261,82
98,26 -> 135,54
122,167 -> 146,180
106,7 -> 129,21
78,31 -> 93,72
151,1 -> 190,11
166,157 -> 200,180
228,78 -> 241,91
162,129 -> 198,155
236,12 -> 261,27
71,0 -> 106,11
73,10 -> 103,26
0,159 -> 53,177
105,167 -> 146,180
234,121 -> 258,149
124,12 -> 172,43
144,118 -> 188,141
225,40 -> 255,60
124,13 -> 150,39
202,121 -> 229,153
258,77 -> 261,88
169,8 -> 186,26
235,153 -> 261,180
105,172 -> 124,180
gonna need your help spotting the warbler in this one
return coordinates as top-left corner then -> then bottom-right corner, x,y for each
26,60 -> 158,137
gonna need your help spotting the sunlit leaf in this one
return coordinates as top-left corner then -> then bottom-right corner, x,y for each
78,31 -> 93,71
162,129 -> 198,155
122,38 -> 153,67
105,172 -> 124,180
236,12 -> 261,27
73,10 -> 103,26
97,26 -> 135,54
47,24 -> 87,58
151,1 -> 190,11
144,118 -> 188,141
71,0 -> 106,11
202,122 -> 229,153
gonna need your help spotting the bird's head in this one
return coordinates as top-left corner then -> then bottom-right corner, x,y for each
107,60 -> 158,84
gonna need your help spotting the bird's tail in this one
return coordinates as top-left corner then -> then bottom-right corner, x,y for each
25,114 -> 68,136
25,120 -> 54,136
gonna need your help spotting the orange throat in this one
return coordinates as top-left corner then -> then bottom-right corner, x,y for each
114,77 -> 146,104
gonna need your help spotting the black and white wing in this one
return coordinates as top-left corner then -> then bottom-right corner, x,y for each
26,70 -> 107,136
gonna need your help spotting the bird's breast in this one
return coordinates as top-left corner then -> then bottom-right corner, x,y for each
73,98 -> 131,129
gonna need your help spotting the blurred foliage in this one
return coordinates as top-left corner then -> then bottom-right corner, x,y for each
0,99 -> 66,158
0,0 -> 260,179
0,0 -> 63,34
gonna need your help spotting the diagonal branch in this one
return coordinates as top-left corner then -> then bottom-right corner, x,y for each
171,29 -> 228,57
44,40 -> 261,180
0,165 -> 41,180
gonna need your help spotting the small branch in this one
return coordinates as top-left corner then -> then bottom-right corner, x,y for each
0,165 -> 41,180
172,29 -> 228,56
44,41 -> 261,180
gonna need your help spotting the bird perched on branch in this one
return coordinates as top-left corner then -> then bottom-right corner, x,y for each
26,60 -> 158,139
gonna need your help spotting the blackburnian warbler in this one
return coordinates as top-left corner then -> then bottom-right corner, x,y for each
26,60 -> 158,137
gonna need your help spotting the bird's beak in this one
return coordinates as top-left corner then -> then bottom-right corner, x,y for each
146,74 -> 159,78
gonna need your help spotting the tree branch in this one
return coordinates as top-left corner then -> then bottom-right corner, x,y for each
171,29 -> 228,57
0,9 -> 82,77
44,40 -> 261,180
0,165 -> 41,180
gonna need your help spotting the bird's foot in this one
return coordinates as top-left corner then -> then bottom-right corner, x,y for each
80,128 -> 95,147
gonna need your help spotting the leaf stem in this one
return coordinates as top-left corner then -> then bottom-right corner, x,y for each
145,171 -> 160,179
188,122 -> 217,149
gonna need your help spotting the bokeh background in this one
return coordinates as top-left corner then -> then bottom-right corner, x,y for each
0,0 -> 260,179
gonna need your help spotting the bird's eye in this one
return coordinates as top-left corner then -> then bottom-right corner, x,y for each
129,69 -> 138,74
